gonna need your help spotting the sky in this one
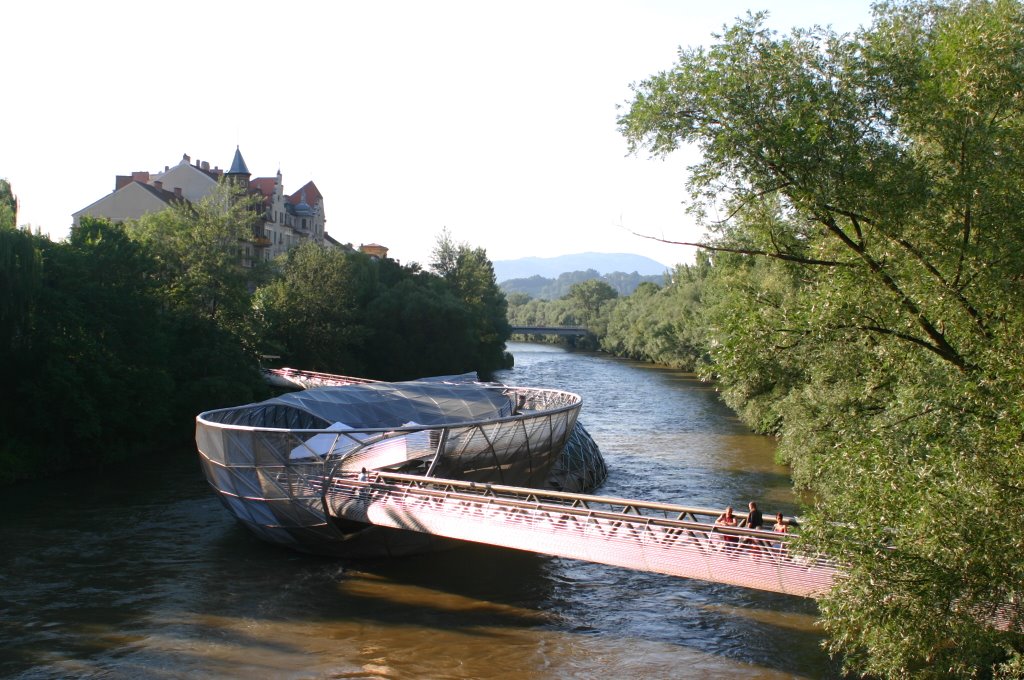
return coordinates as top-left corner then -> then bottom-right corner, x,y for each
3,1 -> 875,269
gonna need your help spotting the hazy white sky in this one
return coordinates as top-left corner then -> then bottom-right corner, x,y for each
4,1 -> 873,268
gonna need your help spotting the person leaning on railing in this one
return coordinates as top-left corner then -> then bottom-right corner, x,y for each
714,506 -> 739,549
772,512 -> 791,555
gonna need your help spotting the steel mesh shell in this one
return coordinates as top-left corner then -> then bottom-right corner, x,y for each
195,378 -> 602,556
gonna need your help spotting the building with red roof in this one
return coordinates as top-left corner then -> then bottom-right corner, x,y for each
74,148 -> 335,264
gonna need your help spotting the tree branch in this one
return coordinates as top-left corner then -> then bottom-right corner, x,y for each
621,229 -> 852,267
888,233 -> 991,339
708,181 -> 796,227
815,210 -> 976,373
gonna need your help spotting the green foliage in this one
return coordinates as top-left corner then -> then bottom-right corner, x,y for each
0,190 -> 273,481
0,194 -> 41,353
257,236 -> 511,381
254,242 -> 376,374
506,284 -> 590,349
565,279 -> 618,328
602,262 -> 709,371
126,180 -> 268,336
621,1 -> 1024,674
0,219 -> 178,480
500,269 -> 663,300
429,230 -> 511,373
123,180 -> 270,412
363,274 -> 478,380
0,179 -> 16,229
1,189 -> 508,481
505,262 -> 708,367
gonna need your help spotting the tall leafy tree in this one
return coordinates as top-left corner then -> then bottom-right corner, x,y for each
0,181 -> 40,354
254,242 -> 375,374
0,179 -> 16,230
126,180 -> 267,338
430,229 -> 511,373
364,274 -> 478,381
620,1 -> 1024,675
125,181 -> 269,414
602,261 -> 709,371
0,218 -> 179,480
565,279 -> 618,329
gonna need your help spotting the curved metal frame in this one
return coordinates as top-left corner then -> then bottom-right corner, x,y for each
195,384 -> 584,555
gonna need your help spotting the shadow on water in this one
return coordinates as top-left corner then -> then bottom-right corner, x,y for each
0,344 -> 842,678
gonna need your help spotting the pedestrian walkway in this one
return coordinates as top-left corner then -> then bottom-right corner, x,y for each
322,471 -> 839,598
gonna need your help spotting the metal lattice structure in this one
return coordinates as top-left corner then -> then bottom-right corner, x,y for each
548,420 -> 607,492
258,368 -> 608,494
196,376 -> 603,556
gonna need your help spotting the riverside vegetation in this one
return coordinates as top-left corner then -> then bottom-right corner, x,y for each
0,182 -> 509,484
512,1 -> 1024,676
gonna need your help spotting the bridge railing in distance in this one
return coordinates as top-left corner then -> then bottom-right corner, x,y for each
508,325 -> 590,337
321,471 -> 840,598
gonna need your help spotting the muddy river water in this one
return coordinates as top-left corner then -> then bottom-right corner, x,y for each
0,342 -> 838,678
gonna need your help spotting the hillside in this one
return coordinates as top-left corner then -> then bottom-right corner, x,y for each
492,252 -> 670,283
500,269 -> 667,300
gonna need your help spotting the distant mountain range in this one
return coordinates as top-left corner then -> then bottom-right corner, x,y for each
492,252 -> 670,283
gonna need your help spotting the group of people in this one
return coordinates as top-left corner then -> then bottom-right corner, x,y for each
713,501 -> 792,555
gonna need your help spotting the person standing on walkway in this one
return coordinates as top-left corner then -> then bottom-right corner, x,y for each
743,501 -> 763,529
741,501 -> 765,555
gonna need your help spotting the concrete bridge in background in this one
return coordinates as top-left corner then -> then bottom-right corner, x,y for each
509,325 -> 590,337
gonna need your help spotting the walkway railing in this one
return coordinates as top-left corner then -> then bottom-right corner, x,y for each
321,471 -> 839,598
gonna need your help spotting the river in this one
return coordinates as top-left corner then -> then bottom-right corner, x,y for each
0,342 -> 838,678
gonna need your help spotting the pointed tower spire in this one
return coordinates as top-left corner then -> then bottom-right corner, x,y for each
226,145 -> 251,185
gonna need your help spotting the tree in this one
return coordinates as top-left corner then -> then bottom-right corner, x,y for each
254,242 -> 375,374
364,274 -> 479,381
0,218 -> 182,480
126,180 -> 267,337
601,264 -> 709,371
124,182 -> 269,414
564,279 -> 618,340
0,180 -> 40,354
430,229 -> 511,373
621,1 -> 1024,675
0,179 -> 16,230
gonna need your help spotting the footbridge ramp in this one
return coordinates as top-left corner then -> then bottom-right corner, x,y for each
322,472 -> 839,598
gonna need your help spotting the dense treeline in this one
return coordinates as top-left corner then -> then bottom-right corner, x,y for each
506,260 -> 708,369
500,268 -> 664,300
623,1 -> 1024,675
524,1 -> 1024,674
0,182 -> 509,483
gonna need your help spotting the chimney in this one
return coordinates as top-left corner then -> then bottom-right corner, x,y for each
154,180 -> 163,190
131,171 -> 150,183
201,160 -> 210,171
164,165 -> 169,172
174,187 -> 182,198
115,175 -> 132,190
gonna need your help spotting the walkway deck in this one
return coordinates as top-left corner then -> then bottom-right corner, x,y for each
322,471 -> 839,598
